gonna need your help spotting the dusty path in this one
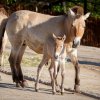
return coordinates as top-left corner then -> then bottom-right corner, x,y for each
0,72 -> 99,100
0,45 -> 100,100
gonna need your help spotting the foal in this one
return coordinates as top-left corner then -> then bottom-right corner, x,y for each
35,33 -> 66,95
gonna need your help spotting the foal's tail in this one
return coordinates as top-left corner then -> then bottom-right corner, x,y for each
0,18 -> 8,53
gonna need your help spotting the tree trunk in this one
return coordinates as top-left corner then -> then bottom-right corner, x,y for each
84,0 -> 87,14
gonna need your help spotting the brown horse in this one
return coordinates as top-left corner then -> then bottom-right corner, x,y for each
1,8 -> 90,92
35,33 -> 66,94
0,12 -> 8,67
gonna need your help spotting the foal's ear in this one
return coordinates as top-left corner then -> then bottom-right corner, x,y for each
62,34 -> 66,41
53,33 -> 57,39
68,8 -> 75,17
83,12 -> 90,20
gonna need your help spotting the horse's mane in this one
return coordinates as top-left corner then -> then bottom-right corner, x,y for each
71,6 -> 84,15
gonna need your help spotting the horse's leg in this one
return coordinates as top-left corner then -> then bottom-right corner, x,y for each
9,42 -> 23,87
0,49 -> 3,67
0,33 -> 7,67
35,55 -> 48,92
68,49 -> 80,93
60,60 -> 65,95
16,44 -> 27,87
9,48 -> 20,87
0,75 -> 1,81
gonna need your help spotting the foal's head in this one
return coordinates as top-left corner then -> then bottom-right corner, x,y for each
53,34 -> 66,60
65,8 -> 90,48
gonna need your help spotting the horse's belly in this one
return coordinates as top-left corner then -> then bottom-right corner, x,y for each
26,39 -> 43,54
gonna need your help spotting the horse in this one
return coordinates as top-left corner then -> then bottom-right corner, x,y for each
35,33 -> 66,94
0,12 -> 8,67
2,8 -> 90,92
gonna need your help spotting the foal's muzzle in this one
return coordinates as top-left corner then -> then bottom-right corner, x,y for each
54,55 -> 59,60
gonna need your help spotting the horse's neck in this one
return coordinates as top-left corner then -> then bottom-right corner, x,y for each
64,17 -> 73,44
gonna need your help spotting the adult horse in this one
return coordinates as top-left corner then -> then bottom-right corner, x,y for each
0,12 -> 8,66
4,8 -> 90,92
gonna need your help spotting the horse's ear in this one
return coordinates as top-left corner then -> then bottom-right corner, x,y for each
68,8 -> 75,17
53,33 -> 57,39
83,12 -> 90,20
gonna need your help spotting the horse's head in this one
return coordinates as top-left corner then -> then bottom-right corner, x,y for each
53,34 -> 66,60
65,8 -> 90,48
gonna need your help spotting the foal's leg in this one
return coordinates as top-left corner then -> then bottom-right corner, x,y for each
16,44 -> 27,87
49,61 -> 60,94
55,64 -> 60,92
68,49 -> 80,92
60,60 -> 66,95
35,56 -> 48,92
52,60 -> 59,94
48,61 -> 54,90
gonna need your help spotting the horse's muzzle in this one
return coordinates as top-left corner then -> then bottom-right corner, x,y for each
72,41 -> 80,48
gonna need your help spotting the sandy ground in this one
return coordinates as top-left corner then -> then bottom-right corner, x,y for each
0,45 -> 100,100
0,72 -> 99,100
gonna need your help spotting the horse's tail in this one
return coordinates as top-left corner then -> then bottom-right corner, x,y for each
0,18 -> 8,53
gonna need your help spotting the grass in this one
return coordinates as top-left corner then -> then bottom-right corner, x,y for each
3,46 -> 43,67
21,53 -> 42,67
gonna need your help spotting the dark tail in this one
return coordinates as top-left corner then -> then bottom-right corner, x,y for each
0,18 -> 8,53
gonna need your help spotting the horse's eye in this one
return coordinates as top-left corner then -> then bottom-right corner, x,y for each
60,46 -> 63,48
71,24 -> 74,27
83,26 -> 85,28
82,24 -> 85,28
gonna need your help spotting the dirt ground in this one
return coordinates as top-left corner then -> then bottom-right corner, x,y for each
0,72 -> 99,100
0,45 -> 100,100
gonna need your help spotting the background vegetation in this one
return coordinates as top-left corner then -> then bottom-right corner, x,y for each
0,0 -> 100,18
0,0 -> 100,47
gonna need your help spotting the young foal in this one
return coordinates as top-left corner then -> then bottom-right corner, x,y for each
35,34 -> 66,94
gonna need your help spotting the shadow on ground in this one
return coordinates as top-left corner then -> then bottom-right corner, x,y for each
0,82 -> 99,99
67,59 -> 100,67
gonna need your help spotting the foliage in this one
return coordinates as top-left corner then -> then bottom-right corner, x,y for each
0,0 -> 100,18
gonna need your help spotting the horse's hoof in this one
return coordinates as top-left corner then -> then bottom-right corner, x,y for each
19,80 -> 28,88
74,90 -> 81,93
56,86 -> 60,93
20,83 -> 24,88
35,83 -> 39,92
23,80 -> 28,87
0,76 -> 2,81
74,85 -> 81,93
56,89 -> 60,93
16,83 -> 20,87
61,92 -> 64,95
52,91 -> 56,95
35,88 -> 39,92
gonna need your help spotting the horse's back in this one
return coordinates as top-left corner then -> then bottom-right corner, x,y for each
6,10 -> 64,53
6,10 -> 54,27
